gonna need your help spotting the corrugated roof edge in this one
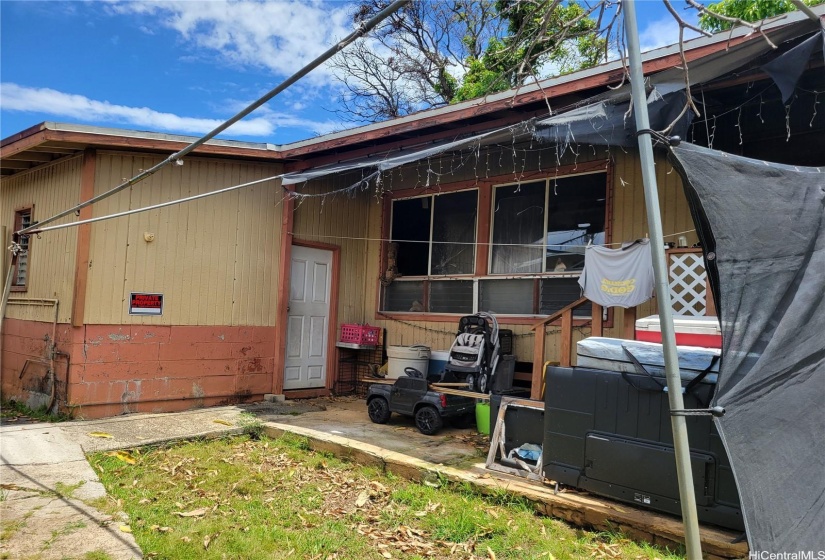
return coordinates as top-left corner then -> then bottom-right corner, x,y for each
43,122 -> 271,151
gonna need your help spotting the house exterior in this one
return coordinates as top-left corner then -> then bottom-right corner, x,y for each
2,9 -> 822,418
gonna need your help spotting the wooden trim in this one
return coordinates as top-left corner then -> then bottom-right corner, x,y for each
377,310 -> 594,326
376,196 -> 391,319
71,149 -> 96,327
530,296 -> 589,330
391,181 -> 484,200
390,161 -> 608,201
622,306 -> 637,340
705,276 -> 717,317
475,185 -> 492,276
604,157 -> 615,250
273,187 -> 295,395
0,130 -> 50,158
531,328 -> 546,400
560,310 -> 573,368
292,238 -> 341,394
592,303 -> 604,336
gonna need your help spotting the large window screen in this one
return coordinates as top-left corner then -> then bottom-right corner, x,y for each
391,190 -> 477,277
490,182 -> 545,274
391,198 -> 431,276
546,174 -> 606,273
431,190 -> 477,275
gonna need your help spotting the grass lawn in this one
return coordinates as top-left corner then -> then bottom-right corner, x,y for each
90,434 -> 685,560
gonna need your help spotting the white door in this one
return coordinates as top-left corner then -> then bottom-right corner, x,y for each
284,245 -> 332,390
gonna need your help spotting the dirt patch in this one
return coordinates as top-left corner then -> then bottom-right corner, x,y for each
239,399 -> 327,420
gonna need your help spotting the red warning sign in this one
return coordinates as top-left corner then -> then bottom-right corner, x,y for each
129,293 -> 163,315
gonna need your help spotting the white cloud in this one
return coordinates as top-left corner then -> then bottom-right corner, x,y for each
0,83 -> 338,138
639,14 -> 702,53
106,0 -> 355,83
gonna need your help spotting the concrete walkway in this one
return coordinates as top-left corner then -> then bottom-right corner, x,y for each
1,397 -> 481,560
1,423 -> 143,560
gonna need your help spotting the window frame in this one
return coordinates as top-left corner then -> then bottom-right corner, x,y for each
378,161 -> 612,323
11,206 -> 34,292
488,170 -> 608,277
389,187 -> 479,279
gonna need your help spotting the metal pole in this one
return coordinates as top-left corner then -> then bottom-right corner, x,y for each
623,1 -> 703,558
18,0 -> 410,237
790,0 -> 824,26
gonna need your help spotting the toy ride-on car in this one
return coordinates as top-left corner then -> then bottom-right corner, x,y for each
366,367 -> 476,435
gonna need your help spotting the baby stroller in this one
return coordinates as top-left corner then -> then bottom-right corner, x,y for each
443,312 -> 500,393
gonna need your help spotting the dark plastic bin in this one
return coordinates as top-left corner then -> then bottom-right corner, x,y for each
543,365 -> 743,531
498,329 -> 514,355
492,355 -> 516,393
489,392 -> 543,460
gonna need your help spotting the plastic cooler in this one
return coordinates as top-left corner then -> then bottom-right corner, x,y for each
635,315 -> 722,348
428,350 -> 451,379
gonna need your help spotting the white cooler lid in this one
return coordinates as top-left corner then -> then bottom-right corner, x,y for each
635,314 -> 721,335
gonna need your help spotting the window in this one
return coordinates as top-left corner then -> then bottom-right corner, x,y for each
491,173 -> 606,275
390,189 -> 478,277
384,189 -> 478,314
380,170 -> 608,317
12,209 -> 32,291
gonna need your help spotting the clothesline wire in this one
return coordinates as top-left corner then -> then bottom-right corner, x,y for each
287,229 -> 697,249
376,312 -> 593,338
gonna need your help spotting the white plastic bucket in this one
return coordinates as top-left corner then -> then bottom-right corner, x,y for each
387,345 -> 430,379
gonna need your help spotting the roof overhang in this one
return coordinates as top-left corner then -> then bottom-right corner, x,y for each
0,122 -> 275,177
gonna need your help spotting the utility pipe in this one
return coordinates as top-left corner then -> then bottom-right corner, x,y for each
623,1 -> 703,558
19,0 -> 411,237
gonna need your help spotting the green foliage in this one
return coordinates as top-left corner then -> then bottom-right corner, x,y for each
699,0 -> 825,31
452,0 -> 606,103
1,399 -> 72,422
236,412 -> 264,440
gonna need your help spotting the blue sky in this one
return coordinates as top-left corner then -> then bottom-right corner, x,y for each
0,1 -> 700,145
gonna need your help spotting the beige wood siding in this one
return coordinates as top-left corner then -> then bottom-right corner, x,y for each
84,152 -> 283,326
291,174 -> 375,326
1,157 -> 82,323
607,149 -> 699,336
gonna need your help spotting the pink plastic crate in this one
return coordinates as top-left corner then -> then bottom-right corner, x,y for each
339,324 -> 380,345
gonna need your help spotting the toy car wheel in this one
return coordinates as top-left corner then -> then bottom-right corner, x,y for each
415,405 -> 443,435
367,397 -> 391,424
478,372 -> 490,394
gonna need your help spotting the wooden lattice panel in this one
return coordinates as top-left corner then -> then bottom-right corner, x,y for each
668,252 -> 708,316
